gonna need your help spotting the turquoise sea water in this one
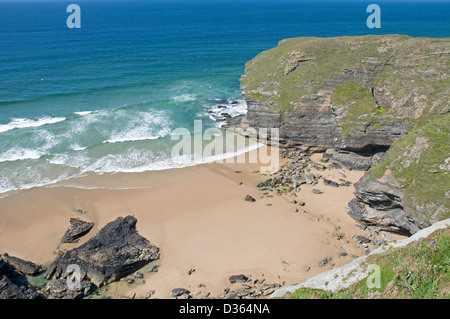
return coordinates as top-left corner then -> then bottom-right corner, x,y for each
0,0 -> 449,195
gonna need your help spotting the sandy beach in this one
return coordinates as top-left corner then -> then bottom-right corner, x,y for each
0,146 -> 404,299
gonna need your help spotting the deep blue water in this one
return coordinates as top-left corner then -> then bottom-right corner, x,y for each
0,0 -> 449,195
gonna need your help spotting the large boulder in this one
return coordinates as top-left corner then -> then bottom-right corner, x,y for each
60,218 -> 94,244
323,149 -> 374,171
45,215 -> 160,287
1,253 -> 45,276
42,278 -> 92,299
347,172 -> 428,236
0,259 -> 45,299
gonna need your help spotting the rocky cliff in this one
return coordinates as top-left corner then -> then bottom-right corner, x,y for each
240,35 -> 449,235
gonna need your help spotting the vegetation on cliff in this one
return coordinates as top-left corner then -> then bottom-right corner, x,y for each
240,35 -> 449,230
241,35 -> 448,116
284,227 -> 450,299
366,112 -> 450,222
330,80 -> 391,136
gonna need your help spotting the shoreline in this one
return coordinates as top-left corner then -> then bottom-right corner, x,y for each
0,145 -> 405,299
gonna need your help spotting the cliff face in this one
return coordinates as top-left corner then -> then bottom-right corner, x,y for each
240,35 -> 449,235
350,112 -> 449,235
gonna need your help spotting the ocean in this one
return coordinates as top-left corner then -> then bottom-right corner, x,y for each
0,0 -> 449,196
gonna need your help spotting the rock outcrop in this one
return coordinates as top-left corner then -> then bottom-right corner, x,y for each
1,253 -> 45,276
348,113 -> 449,234
239,35 -> 449,233
45,215 -> 160,287
60,218 -> 94,244
347,172 -> 427,236
0,256 -> 45,299
43,278 -> 92,299
240,35 -> 448,156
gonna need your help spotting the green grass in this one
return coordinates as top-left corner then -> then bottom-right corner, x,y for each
330,80 -> 393,136
366,113 -> 450,220
241,35 -> 449,117
284,228 -> 450,299
241,35 -> 402,112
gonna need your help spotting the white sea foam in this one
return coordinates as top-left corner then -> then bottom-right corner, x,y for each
0,141 -> 264,197
104,136 -> 161,144
104,110 -> 172,144
0,171 -> 74,196
0,116 -> 66,133
74,111 -> 93,116
206,99 -> 248,126
171,94 -> 198,103
0,99 -> 255,197
71,144 -> 87,151
0,148 -> 42,162
0,129 -> 59,163
85,141 -> 263,174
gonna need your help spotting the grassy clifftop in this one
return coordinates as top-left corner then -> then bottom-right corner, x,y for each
241,35 -> 449,117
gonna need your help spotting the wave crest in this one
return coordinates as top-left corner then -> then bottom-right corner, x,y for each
0,116 -> 66,133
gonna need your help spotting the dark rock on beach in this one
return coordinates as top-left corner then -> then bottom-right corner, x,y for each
354,235 -> 371,244
61,218 -> 94,244
244,195 -> 256,202
45,215 -> 160,287
1,253 -> 45,276
323,179 -> 339,187
172,288 -> 190,298
0,258 -> 45,299
323,149 -> 373,171
148,265 -> 159,273
229,274 -> 249,284
43,278 -> 92,299
319,257 -> 332,267
0,273 -> 44,299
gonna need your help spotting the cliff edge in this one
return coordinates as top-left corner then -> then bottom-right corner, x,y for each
240,35 -> 449,235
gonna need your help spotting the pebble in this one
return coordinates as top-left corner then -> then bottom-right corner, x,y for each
171,288 -> 190,298
245,195 -> 256,202
187,268 -> 196,276
143,290 -> 155,299
199,291 -> 211,298
148,265 -> 159,273
319,256 -> 332,267
354,235 -> 371,244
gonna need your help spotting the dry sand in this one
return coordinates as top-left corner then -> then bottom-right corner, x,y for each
0,146 -> 403,299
